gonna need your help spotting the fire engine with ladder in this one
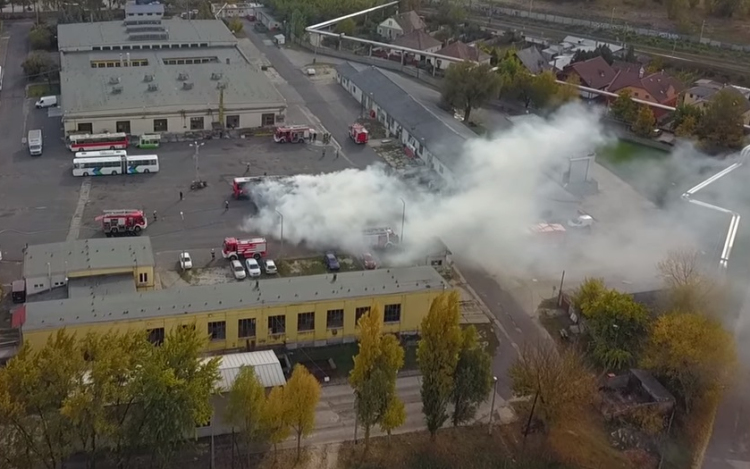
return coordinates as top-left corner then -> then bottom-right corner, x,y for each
363,227 -> 399,249
274,125 -> 311,143
95,209 -> 148,237
348,123 -> 369,144
222,237 -> 268,260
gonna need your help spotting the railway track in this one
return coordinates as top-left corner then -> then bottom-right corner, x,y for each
422,8 -> 750,75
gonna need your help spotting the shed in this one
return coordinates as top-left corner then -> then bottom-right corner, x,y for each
206,350 -> 287,391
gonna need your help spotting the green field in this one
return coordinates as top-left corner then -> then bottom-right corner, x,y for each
597,139 -> 670,166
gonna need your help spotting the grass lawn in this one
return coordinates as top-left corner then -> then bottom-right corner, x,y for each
26,82 -> 60,98
597,140 -> 669,166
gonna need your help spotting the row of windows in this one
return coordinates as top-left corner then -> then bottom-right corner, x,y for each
145,304 -> 403,344
92,43 -> 209,51
163,57 -> 219,65
91,59 -> 149,68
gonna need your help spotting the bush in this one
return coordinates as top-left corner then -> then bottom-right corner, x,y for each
228,17 -> 243,34
29,23 -> 56,51
21,51 -> 56,79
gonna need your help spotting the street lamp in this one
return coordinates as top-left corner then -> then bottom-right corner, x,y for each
275,210 -> 284,259
488,376 -> 498,435
398,197 -> 406,245
189,141 -> 205,182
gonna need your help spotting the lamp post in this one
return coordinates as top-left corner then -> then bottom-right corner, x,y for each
488,376 -> 498,435
398,197 -> 406,245
189,141 -> 205,182
275,210 -> 284,259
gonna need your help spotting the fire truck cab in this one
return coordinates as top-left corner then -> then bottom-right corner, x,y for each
348,123 -> 369,145
274,125 -> 310,143
96,209 -> 148,237
222,237 -> 268,260
232,177 -> 259,199
363,227 -> 399,249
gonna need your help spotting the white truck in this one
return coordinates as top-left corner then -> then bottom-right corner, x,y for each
28,129 -> 43,156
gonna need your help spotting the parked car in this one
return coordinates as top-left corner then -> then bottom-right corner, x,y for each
231,259 -> 247,280
324,252 -> 340,271
264,259 -> 278,275
179,252 -> 192,270
361,252 -> 377,270
245,258 -> 262,277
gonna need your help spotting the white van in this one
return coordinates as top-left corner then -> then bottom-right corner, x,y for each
35,96 -> 57,108
28,129 -> 43,156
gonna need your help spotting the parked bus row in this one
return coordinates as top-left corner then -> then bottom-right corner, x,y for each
67,133 -> 161,152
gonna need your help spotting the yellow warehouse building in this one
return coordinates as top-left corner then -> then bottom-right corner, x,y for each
18,266 -> 449,352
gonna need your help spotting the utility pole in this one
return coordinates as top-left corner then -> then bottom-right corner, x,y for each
488,376 -> 498,434
190,141 -> 205,182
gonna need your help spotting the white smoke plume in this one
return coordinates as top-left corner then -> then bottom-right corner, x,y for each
241,103 -> 722,283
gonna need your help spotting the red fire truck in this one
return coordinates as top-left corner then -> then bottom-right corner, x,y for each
363,227 -> 399,249
348,123 -> 369,144
222,237 -> 268,260
95,209 -> 148,237
274,125 -> 311,143
232,175 -> 286,199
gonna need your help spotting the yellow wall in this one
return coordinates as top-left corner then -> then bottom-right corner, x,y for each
67,266 -> 156,290
22,289 -> 447,352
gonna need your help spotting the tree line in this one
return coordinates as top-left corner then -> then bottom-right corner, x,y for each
509,248 -> 736,466
0,293 -> 494,468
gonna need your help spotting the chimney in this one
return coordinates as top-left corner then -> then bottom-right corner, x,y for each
126,52 -> 131,67
119,53 -> 124,67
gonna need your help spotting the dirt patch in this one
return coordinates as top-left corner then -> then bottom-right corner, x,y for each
180,266 -> 235,285
278,256 -> 360,277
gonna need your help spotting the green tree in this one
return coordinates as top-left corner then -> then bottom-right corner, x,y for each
496,51 -> 531,105
289,9 -> 307,40
573,277 -> 607,313
582,289 -> 651,370
657,249 -> 725,317
698,87 -> 746,149
555,73 -> 580,105
334,17 -> 356,36
261,386 -> 290,458
418,291 -> 463,439
610,89 -> 638,123
641,313 -> 736,412
451,326 -> 493,426
632,105 -> 656,137
379,397 -> 406,444
442,62 -> 503,123
350,307 -> 405,454
285,364 -> 321,460
675,114 -> 699,138
196,0 -> 213,19
528,70 -> 560,109
225,367 -> 267,465
228,17 -> 244,34
673,103 -> 703,129
29,25 -> 53,50
21,51 -> 56,79
510,341 -> 597,430
624,45 -> 636,62
572,45 -> 614,65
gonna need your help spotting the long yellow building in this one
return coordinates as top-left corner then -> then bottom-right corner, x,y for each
18,266 -> 449,352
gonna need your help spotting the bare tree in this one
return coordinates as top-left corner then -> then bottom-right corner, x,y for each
657,249 -> 725,316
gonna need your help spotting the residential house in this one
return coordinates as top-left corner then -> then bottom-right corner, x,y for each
541,35 -> 623,72
335,62 -> 479,184
429,41 -> 491,71
515,46 -> 551,74
564,56 -> 616,100
391,29 -> 442,62
377,10 -> 425,40
608,62 -> 684,118
683,79 -> 750,125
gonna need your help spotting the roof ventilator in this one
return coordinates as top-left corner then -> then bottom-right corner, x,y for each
177,72 -> 189,81
216,82 -> 226,90
182,82 -> 194,90
111,85 -> 123,94
147,83 -> 158,92
109,76 -> 121,85
144,74 -> 154,82
210,72 -> 223,80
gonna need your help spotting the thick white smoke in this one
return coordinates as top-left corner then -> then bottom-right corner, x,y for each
241,104 -> 706,283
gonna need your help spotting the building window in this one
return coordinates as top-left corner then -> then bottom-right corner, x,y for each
116,121 -> 131,134
262,113 -> 275,126
147,328 -> 165,345
153,119 -> 168,132
208,321 -> 226,340
268,315 -> 286,335
77,123 -> 93,133
327,309 -> 344,329
226,115 -> 240,129
355,307 -> 370,326
238,318 -> 256,338
384,304 -> 401,323
298,312 -> 315,332
190,116 -> 204,130
138,272 -> 149,283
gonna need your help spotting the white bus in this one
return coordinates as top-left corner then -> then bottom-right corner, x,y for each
72,154 -> 159,176
75,150 -> 127,158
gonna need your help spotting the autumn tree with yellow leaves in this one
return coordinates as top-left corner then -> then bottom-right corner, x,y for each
285,364 -> 321,460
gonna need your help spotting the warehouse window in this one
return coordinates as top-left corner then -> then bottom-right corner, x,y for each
326,309 -> 344,329
147,327 -> 165,346
208,321 -> 226,341
238,318 -> 256,338
355,307 -> 370,327
262,113 -> 275,126
153,119 -> 167,132
298,312 -> 315,332
268,315 -> 285,335
384,304 -> 401,323
190,116 -> 204,130
138,272 -> 148,284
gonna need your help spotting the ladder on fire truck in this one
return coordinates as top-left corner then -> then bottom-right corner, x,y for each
102,209 -> 142,215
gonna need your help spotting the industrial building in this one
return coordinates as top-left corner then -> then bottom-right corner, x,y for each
15,266 -> 448,353
57,2 -> 286,136
21,237 -> 155,296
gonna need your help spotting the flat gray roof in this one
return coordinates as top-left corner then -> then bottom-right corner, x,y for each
68,275 -> 137,298
22,266 -> 447,331
58,20 -> 236,51
23,237 -> 155,279
60,46 -> 285,116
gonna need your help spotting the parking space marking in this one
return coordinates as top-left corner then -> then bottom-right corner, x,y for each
67,180 -> 91,241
